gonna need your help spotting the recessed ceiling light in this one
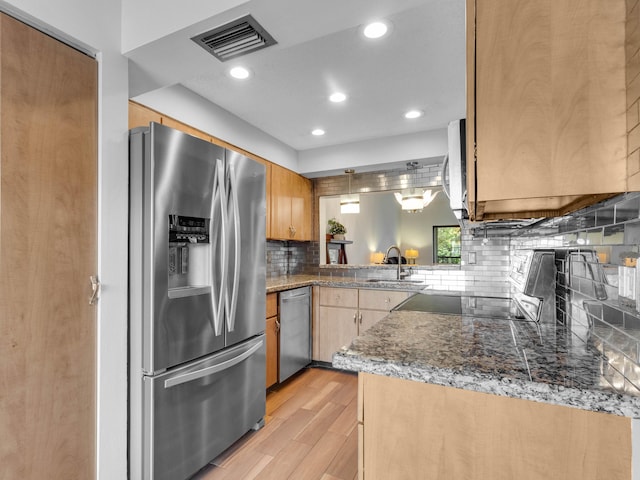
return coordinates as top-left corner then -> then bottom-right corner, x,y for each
329,92 -> 347,103
363,21 -> 389,39
229,66 -> 250,79
311,129 -> 325,136
404,110 -> 424,119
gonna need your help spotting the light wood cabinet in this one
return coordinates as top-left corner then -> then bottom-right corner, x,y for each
313,287 -> 408,362
358,372 -> 632,480
270,163 -> 313,241
129,100 -> 162,129
265,293 -> 279,389
466,0 -> 627,221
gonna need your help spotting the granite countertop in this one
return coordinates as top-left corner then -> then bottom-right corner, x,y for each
266,274 -> 429,294
333,310 -> 640,418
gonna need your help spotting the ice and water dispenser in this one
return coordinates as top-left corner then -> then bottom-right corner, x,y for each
168,214 -> 211,296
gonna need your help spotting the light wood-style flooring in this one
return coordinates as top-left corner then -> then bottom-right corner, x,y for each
192,367 -> 358,480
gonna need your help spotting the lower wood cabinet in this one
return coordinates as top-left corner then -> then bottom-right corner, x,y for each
358,372 -> 632,480
265,293 -> 279,389
313,287 -> 408,363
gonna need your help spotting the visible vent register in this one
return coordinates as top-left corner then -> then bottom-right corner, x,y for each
191,14 -> 277,62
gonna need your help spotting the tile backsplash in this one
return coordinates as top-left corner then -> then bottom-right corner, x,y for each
508,193 -> 640,393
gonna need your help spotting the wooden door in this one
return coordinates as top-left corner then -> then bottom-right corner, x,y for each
0,14 -> 97,479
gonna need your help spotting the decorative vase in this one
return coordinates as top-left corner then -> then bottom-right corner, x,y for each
326,234 -> 333,241
333,234 -> 345,240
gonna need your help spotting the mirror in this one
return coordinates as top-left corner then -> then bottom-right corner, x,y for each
319,190 -> 459,265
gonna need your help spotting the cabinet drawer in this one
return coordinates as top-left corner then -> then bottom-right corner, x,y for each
359,289 -> 409,312
266,292 -> 278,318
319,287 -> 358,308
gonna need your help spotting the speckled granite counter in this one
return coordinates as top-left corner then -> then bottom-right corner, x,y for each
266,274 -> 429,294
333,310 -> 640,418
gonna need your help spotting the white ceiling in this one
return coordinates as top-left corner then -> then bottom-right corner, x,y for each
126,0 -> 466,153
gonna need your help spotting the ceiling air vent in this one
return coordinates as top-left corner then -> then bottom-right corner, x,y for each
191,14 -> 277,62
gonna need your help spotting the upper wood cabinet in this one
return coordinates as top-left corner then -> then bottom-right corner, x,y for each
466,0 -> 628,221
129,100 -> 162,128
270,163 -> 313,241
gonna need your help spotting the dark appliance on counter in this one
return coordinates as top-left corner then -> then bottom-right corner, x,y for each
129,123 -> 267,480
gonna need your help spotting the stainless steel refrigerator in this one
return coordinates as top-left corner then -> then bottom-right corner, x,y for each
128,122 -> 266,480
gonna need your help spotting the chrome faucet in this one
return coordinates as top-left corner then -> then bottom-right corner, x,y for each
384,245 -> 403,280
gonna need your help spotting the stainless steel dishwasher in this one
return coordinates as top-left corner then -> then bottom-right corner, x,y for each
279,287 -> 311,382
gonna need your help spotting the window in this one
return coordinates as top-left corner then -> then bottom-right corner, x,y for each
434,226 -> 461,264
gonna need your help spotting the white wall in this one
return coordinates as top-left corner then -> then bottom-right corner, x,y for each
0,1 -> 129,479
133,84 -> 299,170
299,128 -> 448,178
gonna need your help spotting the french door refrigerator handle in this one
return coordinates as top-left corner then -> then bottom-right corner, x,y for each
210,159 -> 227,336
226,162 -> 241,333
163,339 -> 263,388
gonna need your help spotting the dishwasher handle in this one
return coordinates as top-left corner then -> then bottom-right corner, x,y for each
280,287 -> 311,303
164,339 -> 263,389
281,294 -> 309,302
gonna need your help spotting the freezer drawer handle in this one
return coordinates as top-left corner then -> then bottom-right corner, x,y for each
164,339 -> 263,389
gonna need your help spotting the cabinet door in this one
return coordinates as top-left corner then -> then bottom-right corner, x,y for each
265,293 -> 278,388
269,164 -> 312,241
290,173 -> 312,241
265,315 -> 279,388
319,287 -> 358,308
468,0 -> 626,220
359,289 -> 409,312
270,164 -> 294,240
316,306 -> 358,362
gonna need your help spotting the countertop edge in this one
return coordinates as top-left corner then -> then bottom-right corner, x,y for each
332,350 -> 640,418
266,275 -> 429,294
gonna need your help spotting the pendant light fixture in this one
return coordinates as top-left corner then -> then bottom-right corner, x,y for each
340,169 -> 360,214
394,161 -> 439,213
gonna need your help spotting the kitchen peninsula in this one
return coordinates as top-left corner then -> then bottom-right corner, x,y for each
333,301 -> 640,480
